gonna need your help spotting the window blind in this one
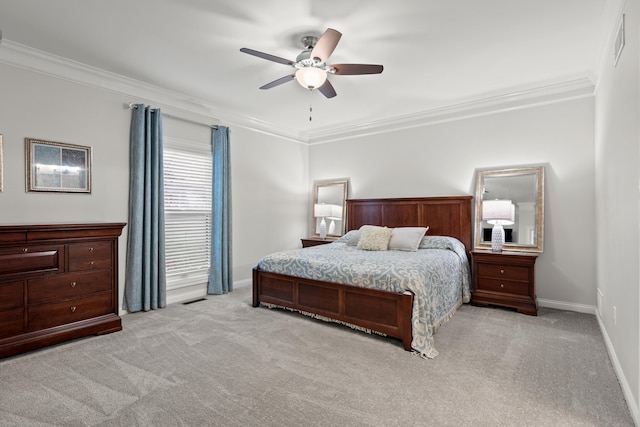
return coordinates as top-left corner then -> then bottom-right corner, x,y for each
164,141 -> 212,290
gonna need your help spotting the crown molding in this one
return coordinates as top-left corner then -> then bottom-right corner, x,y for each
0,41 -> 213,118
1,40 -> 594,145
0,40 -> 304,142
305,77 -> 595,144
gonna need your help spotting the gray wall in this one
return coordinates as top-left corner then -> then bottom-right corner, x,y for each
309,97 -> 596,309
594,0 -> 639,417
0,63 -> 132,308
0,62 -> 309,311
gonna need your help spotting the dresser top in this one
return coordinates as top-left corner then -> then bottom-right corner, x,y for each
0,223 -> 126,243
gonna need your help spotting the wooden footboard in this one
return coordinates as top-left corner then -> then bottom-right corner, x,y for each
253,267 -> 414,351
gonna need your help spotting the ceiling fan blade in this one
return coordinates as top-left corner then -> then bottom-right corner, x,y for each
330,64 -> 384,75
259,74 -> 295,89
310,28 -> 342,62
240,48 -> 295,66
317,79 -> 337,99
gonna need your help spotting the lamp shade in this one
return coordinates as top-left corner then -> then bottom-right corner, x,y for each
296,67 -> 327,89
482,200 -> 515,225
328,204 -> 343,220
314,203 -> 332,218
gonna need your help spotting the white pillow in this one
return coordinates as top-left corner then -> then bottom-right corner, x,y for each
357,225 -> 393,251
388,227 -> 429,251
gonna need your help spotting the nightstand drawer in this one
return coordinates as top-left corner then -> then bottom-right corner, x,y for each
476,263 -> 529,281
477,277 -> 529,296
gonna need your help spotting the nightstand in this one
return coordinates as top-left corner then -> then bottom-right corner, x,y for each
301,237 -> 335,248
470,250 -> 539,316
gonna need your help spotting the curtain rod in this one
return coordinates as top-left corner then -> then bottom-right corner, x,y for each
128,103 -> 218,130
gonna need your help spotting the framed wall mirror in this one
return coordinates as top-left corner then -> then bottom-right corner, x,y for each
312,179 -> 349,238
474,166 -> 545,252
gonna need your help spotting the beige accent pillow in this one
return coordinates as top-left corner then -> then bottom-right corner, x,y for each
357,225 -> 393,251
388,227 -> 429,251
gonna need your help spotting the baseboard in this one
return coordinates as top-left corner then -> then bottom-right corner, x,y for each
234,278 -> 252,288
596,312 -> 640,426
537,298 -> 596,314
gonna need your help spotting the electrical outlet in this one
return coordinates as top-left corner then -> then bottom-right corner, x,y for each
613,306 -> 617,326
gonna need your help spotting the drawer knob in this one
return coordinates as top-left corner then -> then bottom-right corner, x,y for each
500,284 -> 504,288
500,269 -> 505,274
89,261 -> 95,266
70,282 -> 77,288
22,248 -> 28,253
70,306 -> 77,313
89,247 -> 94,252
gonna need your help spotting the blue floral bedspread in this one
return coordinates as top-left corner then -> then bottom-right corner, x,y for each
257,233 -> 471,358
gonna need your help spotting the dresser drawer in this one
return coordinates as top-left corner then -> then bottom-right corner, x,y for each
475,263 -> 529,281
476,277 -> 529,296
28,270 -> 112,303
28,293 -> 113,331
0,281 -> 25,310
0,230 -> 27,243
0,308 -> 25,339
68,241 -> 113,272
0,246 -> 63,276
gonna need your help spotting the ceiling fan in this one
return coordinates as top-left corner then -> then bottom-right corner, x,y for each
240,28 -> 383,99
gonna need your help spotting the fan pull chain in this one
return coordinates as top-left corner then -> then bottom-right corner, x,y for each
309,89 -> 313,122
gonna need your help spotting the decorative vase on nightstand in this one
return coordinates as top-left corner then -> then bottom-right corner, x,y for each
491,223 -> 505,252
319,217 -> 327,239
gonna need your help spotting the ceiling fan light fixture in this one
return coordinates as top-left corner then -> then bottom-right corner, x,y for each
240,27 -> 383,98
295,67 -> 327,89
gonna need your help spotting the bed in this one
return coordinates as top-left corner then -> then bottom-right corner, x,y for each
252,196 -> 473,358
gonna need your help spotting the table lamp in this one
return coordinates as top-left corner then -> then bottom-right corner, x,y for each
314,203 -> 332,239
482,199 -> 515,252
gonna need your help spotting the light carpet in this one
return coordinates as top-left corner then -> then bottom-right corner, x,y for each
0,285 -> 634,426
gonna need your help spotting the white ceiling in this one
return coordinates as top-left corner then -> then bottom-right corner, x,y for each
0,0 -> 610,141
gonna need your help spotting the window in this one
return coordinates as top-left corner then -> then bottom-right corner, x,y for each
163,137 -> 212,291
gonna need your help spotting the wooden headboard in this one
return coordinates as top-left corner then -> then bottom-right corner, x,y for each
346,196 -> 473,252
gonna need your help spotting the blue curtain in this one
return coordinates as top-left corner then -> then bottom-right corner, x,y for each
124,104 -> 166,312
208,126 -> 233,294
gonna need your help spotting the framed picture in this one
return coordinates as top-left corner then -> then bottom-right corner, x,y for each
0,134 -> 3,192
25,138 -> 92,193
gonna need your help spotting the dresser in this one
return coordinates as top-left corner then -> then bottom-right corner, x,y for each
0,223 -> 126,358
470,250 -> 538,316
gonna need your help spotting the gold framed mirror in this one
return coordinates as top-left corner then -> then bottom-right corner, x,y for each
474,166 -> 544,252
312,179 -> 349,238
